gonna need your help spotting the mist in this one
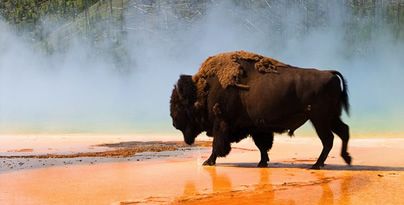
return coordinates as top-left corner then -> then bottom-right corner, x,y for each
0,0 -> 403,136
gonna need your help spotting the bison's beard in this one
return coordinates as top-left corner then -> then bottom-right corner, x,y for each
182,127 -> 199,145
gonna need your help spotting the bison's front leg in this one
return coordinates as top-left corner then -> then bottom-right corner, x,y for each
203,152 -> 217,166
203,119 -> 231,166
212,131 -> 231,157
252,132 -> 274,168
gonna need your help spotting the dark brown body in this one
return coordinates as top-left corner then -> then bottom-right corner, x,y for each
170,52 -> 352,169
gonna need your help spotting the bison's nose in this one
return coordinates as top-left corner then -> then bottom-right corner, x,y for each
184,137 -> 195,145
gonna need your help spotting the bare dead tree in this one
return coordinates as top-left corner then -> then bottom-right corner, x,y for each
85,0 -> 89,35
397,0 -> 401,38
121,0 -> 124,32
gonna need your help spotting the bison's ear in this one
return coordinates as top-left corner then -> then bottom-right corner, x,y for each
176,75 -> 197,105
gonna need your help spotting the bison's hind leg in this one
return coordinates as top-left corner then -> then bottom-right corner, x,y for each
252,132 -> 274,168
332,118 -> 352,165
311,120 -> 334,170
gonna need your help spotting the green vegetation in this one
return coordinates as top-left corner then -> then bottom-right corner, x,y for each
0,0 -> 403,58
0,0 -> 98,41
1,0 -> 402,37
1,0 -> 128,69
0,0 -> 99,24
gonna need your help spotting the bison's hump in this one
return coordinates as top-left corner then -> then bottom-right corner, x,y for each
193,50 -> 286,88
192,50 -> 289,111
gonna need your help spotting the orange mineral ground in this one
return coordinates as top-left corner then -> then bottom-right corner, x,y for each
0,136 -> 403,205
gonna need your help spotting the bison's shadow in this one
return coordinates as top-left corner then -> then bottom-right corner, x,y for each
216,162 -> 404,171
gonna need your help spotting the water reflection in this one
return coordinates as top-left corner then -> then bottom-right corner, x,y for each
254,168 -> 277,204
338,174 -> 353,205
175,167 -> 360,205
316,172 -> 335,205
182,181 -> 198,196
175,166 -> 233,203
205,166 -> 232,193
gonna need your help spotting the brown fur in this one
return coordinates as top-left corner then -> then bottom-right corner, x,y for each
192,50 -> 288,107
171,51 -> 352,169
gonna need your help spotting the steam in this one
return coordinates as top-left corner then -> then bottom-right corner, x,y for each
0,1 -> 403,135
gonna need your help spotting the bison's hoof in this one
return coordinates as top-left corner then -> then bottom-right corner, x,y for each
203,160 -> 216,166
310,164 -> 321,170
310,163 -> 325,170
342,154 -> 352,165
257,161 -> 268,168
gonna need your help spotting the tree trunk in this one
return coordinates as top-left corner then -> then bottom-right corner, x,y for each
121,0 -> 124,32
397,1 -> 401,39
63,0 -> 67,18
109,0 -> 113,39
109,0 -> 113,17
85,0 -> 89,35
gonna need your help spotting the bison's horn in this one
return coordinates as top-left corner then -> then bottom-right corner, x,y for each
235,83 -> 250,90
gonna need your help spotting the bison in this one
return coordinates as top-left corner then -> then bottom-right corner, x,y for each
170,51 -> 352,169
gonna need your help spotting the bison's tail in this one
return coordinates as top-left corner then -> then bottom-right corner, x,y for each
331,71 -> 350,116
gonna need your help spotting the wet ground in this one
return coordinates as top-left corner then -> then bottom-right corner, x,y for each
0,137 -> 403,204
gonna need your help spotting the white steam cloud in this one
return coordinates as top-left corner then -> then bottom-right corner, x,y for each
0,1 -> 403,135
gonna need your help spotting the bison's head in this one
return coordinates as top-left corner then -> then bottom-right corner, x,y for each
170,75 -> 203,145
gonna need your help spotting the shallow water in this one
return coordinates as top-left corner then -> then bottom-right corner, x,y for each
0,137 -> 403,204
